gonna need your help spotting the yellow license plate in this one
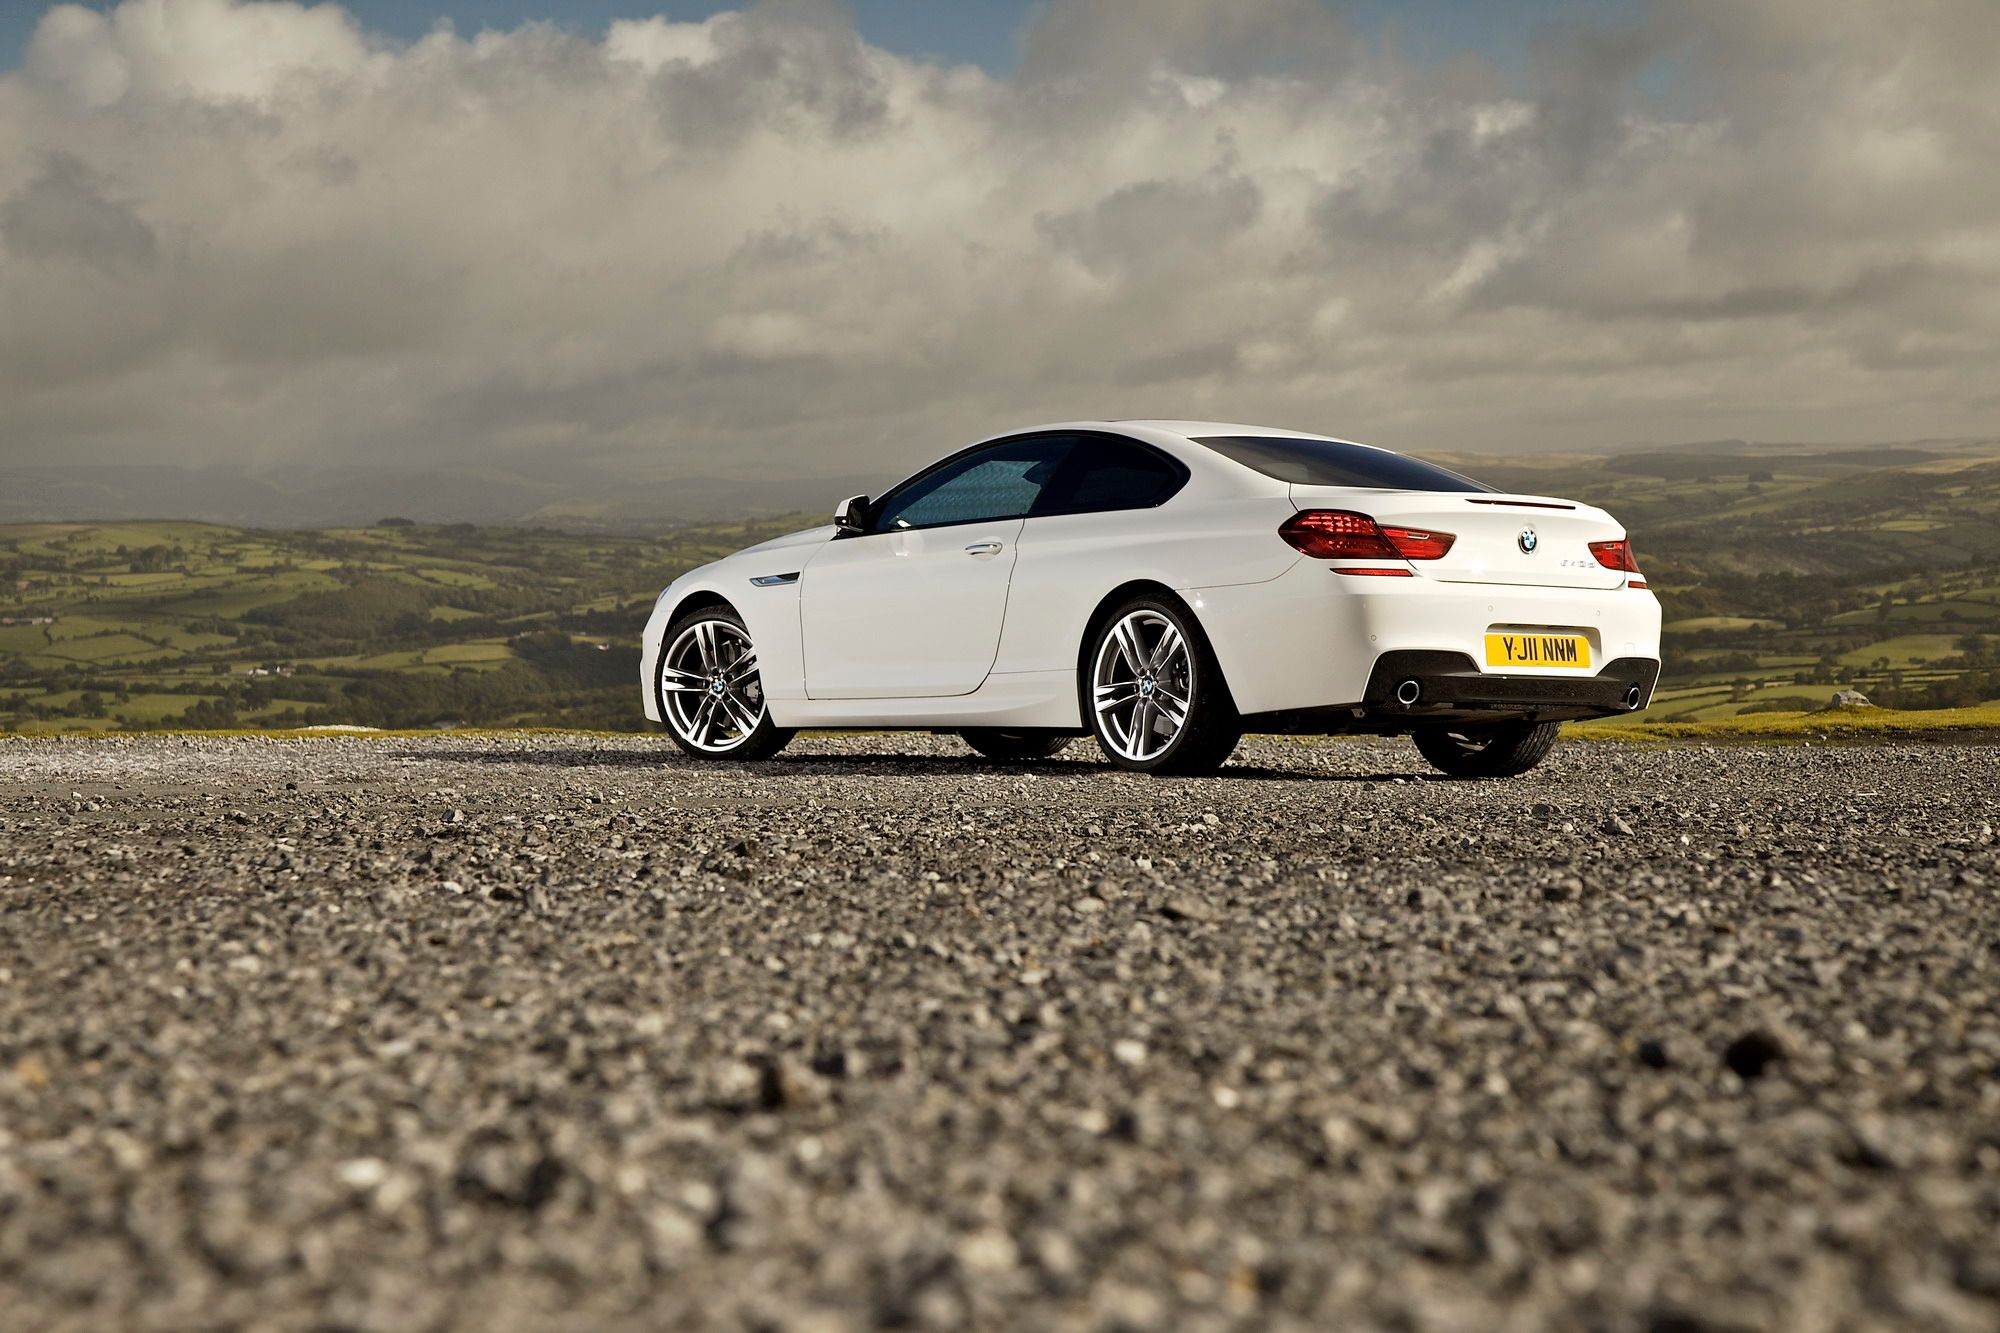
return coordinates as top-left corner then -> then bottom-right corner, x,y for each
1485,631 -> 1591,668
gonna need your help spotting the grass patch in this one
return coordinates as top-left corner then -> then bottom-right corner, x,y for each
413,567 -> 495,588
35,632 -> 171,663
110,692 -> 214,722
1664,615 -> 1783,632
1835,633 -> 1964,668
424,641 -> 517,666
1571,701 -> 2000,742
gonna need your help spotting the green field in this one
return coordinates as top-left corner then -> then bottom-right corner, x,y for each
0,516 -> 810,733
1573,701 -> 2000,742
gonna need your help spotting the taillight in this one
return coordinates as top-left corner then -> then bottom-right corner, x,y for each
1280,511 -> 1393,559
1382,526 -> 1454,560
1588,539 -> 1641,573
1280,511 -> 1455,561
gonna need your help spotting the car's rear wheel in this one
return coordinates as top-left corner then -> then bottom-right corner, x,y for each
657,607 -> 795,761
1413,720 -> 1559,778
958,729 -> 1074,761
1085,596 -> 1240,775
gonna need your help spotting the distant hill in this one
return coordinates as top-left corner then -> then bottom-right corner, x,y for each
0,461 -> 876,532
3,438 -> 1997,733
7,438 -> 1995,530
1589,436 -> 2000,459
0,515 -> 813,733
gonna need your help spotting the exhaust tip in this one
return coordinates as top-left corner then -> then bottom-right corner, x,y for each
1623,684 -> 1643,710
1394,678 -> 1423,707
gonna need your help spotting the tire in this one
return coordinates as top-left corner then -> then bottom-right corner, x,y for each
959,729 -> 1075,762
655,605 -> 795,761
1083,594 -> 1241,775
1413,721 -> 1560,778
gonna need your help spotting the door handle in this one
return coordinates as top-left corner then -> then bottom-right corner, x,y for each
964,540 -> 1003,556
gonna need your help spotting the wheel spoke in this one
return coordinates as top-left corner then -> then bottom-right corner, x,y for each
1153,691 -> 1188,729
1131,698 -> 1155,752
691,695 -> 720,744
1149,624 -> 1183,673
1093,683 -> 1138,714
719,689 -> 760,735
660,664 -> 706,691
722,651 -> 759,685
1112,704 -> 1144,748
1112,619 -> 1148,677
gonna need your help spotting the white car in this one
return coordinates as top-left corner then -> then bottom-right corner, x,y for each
640,422 -> 1661,776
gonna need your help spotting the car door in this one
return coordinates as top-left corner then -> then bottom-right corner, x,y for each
800,435 -> 1075,699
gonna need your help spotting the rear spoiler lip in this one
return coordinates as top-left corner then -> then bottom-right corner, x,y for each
1463,497 -> 1578,510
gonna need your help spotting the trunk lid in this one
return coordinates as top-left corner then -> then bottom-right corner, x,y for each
1288,486 -> 1630,590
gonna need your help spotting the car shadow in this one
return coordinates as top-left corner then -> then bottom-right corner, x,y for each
387,745 -> 1442,784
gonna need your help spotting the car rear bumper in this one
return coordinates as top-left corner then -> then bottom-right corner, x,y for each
1194,558 -> 1663,719
1244,652 -> 1661,733
1359,649 -> 1660,721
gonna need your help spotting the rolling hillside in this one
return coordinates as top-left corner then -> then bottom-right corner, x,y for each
0,517 -> 809,733
4,440 -> 1998,733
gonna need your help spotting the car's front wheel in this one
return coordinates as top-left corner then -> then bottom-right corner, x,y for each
1085,596 -> 1240,775
959,729 -> 1074,761
1412,721 -> 1559,778
657,606 -> 795,761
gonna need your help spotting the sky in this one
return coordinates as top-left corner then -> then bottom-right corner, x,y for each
0,1 -> 1650,78
1,0 -> 1995,487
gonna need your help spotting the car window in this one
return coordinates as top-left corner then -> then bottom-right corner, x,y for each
871,437 -> 1075,532
1195,435 -> 1493,492
1038,437 -> 1187,515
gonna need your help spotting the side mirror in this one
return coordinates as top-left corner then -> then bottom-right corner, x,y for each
834,494 -> 872,534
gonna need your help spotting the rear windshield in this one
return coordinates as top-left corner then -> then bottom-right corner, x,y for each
1195,435 -> 1493,492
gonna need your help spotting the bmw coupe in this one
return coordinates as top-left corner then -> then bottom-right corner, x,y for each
641,422 -> 1661,776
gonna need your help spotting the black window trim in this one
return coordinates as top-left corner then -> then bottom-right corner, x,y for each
850,430 -> 1188,538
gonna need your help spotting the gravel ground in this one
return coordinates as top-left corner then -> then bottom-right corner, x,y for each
2,732 -> 1998,1332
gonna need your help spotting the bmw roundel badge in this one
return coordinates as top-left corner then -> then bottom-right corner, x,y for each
1517,526 -> 1539,554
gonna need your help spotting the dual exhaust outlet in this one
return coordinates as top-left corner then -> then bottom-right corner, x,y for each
1390,678 -> 1645,711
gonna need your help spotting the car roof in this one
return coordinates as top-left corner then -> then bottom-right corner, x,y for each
1113,420 -> 1351,442
985,420 -> 1400,458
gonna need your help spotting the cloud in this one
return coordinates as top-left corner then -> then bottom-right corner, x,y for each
0,0 -> 1994,484
24,0 -> 376,105
1,151 -> 156,268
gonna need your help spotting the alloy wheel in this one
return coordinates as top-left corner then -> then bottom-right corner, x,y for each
659,618 -> 766,753
1091,609 -> 1194,763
